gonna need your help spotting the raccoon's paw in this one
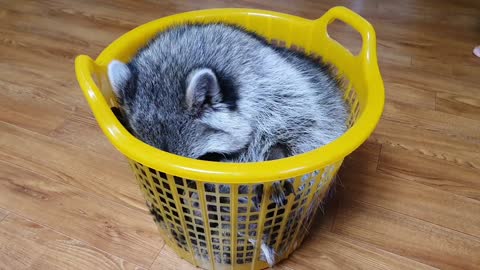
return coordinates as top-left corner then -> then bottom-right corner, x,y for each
252,181 -> 295,207
270,182 -> 286,206
270,181 -> 295,206
252,184 -> 264,209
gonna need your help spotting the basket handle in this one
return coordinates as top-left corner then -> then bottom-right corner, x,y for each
316,6 -> 377,67
75,55 -> 130,144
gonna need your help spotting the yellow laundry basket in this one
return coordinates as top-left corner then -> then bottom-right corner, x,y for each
75,6 -> 384,270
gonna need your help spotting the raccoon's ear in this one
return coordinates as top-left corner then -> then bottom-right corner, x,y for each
108,60 -> 132,98
185,68 -> 221,112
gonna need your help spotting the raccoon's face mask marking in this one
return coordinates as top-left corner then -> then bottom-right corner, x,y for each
108,61 -> 252,160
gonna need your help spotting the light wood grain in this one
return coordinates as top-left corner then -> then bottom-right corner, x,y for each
333,200 -> 480,270
0,214 -> 145,270
0,215 -> 46,270
1,0 -> 480,269
150,244 -> 196,270
382,64 -> 480,99
0,122 -> 146,212
281,232 -> 433,269
0,77 -> 75,135
0,158 -> 163,267
435,92 -> 480,121
452,62 -> 480,84
411,55 -> 453,77
342,141 -> 381,173
372,118 -> 480,170
378,144 -> 480,200
0,208 -> 8,222
281,231 -> 438,270
49,106 -> 124,161
340,170 -> 480,238
383,81 -> 437,110
382,101 -> 480,143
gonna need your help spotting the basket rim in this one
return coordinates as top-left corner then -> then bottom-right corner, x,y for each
75,7 -> 385,183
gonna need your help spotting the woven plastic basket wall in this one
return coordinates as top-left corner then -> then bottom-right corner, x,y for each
75,7 -> 384,270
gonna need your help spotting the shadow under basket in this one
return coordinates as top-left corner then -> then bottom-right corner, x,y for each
74,6 -> 384,270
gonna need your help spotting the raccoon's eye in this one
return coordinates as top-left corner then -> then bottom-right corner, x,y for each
198,152 -> 225,162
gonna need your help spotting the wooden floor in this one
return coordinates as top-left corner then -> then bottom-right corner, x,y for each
1,0 -> 480,269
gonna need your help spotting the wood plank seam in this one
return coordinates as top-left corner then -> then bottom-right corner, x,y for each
0,212 -> 149,270
0,213 -> 9,223
342,196 -> 480,243
0,207 -> 152,269
0,121 -> 150,214
326,231 -> 441,270
374,143 -> 383,171
372,136 -> 479,170
377,144 -> 480,202
0,149 -> 147,215
0,158 -> 162,266
149,242 -> 167,269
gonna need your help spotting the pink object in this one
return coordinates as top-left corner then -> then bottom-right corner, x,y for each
474,46 -> 480,58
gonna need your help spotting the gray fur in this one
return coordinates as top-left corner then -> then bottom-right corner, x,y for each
109,23 -> 347,266
109,23 -> 347,162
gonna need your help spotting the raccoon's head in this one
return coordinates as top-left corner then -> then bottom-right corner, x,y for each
108,60 -> 252,161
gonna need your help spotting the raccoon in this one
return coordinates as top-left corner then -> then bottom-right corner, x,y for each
108,23 -> 348,266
